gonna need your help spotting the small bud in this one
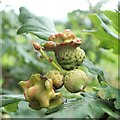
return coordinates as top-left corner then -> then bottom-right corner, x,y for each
75,38 -> 82,43
70,38 -> 82,47
18,81 -> 28,90
67,33 -> 72,39
48,35 -> 53,41
33,42 -> 41,50
43,41 -> 56,51
63,29 -> 71,34
70,33 -> 76,39
52,35 -> 56,40
61,34 -> 67,40
48,35 -> 56,41
58,32 -> 63,37
55,34 -> 59,38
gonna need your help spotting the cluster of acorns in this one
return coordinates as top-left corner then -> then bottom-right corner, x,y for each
19,29 -> 88,110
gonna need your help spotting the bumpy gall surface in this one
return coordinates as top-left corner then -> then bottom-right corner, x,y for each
44,29 -> 85,70
55,46 -> 85,70
19,74 -> 63,110
63,69 -> 88,93
45,70 -> 64,89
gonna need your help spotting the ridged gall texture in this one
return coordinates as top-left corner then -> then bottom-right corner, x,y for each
18,74 -> 63,110
45,70 -> 64,89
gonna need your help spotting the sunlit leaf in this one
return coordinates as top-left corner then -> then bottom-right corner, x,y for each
89,14 -> 119,55
103,10 -> 119,32
4,102 -> 19,112
17,7 -> 57,40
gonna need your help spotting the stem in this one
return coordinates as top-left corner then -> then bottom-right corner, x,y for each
33,42 -> 67,73
38,48 -> 62,71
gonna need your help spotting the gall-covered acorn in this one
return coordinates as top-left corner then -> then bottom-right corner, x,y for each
45,70 -> 64,89
63,69 -> 88,93
44,29 -> 85,70
18,74 -> 63,110
55,46 -> 85,70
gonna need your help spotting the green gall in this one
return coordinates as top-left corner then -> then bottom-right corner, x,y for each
18,74 -> 63,110
45,70 -> 64,89
63,69 -> 88,93
55,47 -> 85,70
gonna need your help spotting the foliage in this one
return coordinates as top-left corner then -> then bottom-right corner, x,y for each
0,95 -> 25,112
97,82 -> 120,110
17,7 -> 56,40
1,2 -> 119,119
1,9 -> 53,91
45,92 -> 119,119
82,58 -> 105,84
88,12 -> 119,55
103,10 -> 119,32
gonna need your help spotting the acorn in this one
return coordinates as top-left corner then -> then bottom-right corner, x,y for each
63,69 -> 88,93
45,70 -> 64,89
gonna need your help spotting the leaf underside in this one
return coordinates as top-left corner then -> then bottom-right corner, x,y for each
82,58 -> 105,83
89,13 -> 119,55
17,7 -> 57,40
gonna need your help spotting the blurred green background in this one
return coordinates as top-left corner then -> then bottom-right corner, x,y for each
1,0 -> 119,118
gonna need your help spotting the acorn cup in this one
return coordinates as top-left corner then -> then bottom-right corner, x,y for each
63,69 -> 88,93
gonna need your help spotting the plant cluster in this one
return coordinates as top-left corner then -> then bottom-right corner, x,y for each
1,6 -> 119,119
19,28 -> 88,110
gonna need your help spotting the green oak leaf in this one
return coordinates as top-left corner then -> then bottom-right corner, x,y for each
89,13 -> 119,55
17,7 -> 57,40
82,58 -> 105,83
44,92 -> 120,118
0,94 -> 25,107
97,82 -> 120,110
4,101 -> 19,112
103,10 -> 119,32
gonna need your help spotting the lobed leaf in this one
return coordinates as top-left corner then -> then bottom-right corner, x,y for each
89,13 -> 119,55
103,10 -> 119,32
44,92 -> 120,118
82,58 -> 105,83
17,7 -> 57,40
97,83 -> 120,110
